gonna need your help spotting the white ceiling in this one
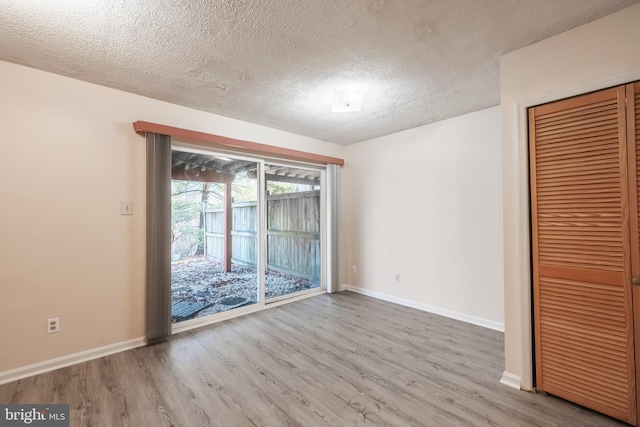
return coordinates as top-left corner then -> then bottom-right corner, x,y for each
0,1 -> 637,145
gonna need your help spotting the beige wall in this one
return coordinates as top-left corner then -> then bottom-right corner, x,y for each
0,61 -> 344,374
7,2 -> 639,382
343,106 -> 504,329
501,4 -> 640,389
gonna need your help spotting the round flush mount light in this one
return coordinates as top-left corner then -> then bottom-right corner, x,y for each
331,89 -> 366,112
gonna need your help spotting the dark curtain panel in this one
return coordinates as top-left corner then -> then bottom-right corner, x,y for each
146,132 -> 172,344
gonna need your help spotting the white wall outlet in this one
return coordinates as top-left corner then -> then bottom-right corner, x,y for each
47,317 -> 60,334
352,265 -> 357,274
121,201 -> 133,215
395,274 -> 401,282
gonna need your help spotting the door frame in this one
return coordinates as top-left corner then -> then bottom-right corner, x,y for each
509,71 -> 640,392
169,143 -> 330,334
526,86 -> 636,423
263,160 -> 328,304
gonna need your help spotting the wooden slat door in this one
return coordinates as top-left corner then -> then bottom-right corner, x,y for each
530,86 -> 636,424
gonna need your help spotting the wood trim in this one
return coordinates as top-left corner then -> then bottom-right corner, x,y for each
533,88 -> 620,116
133,121 -> 345,166
537,264 -> 624,288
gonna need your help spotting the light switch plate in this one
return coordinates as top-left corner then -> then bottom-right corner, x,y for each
121,201 -> 133,215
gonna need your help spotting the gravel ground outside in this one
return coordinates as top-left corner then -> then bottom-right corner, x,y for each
171,257 -> 320,322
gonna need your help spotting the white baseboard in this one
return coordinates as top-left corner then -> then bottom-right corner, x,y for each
1,288 -> 505,386
0,337 -> 146,386
500,371 -> 522,390
343,285 -> 505,332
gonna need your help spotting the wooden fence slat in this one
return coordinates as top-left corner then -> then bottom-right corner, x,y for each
205,190 -> 320,283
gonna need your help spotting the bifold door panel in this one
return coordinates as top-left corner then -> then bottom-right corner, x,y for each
530,85 -> 637,424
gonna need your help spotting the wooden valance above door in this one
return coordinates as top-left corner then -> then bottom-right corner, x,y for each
133,121 -> 345,166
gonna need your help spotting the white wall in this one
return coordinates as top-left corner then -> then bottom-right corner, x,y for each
343,106 -> 504,329
0,60 -> 344,376
501,4 -> 640,389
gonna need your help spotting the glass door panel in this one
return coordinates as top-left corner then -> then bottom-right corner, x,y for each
264,163 -> 323,300
171,149 -> 259,323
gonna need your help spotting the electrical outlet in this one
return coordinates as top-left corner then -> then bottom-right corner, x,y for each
352,265 -> 357,274
395,274 -> 401,282
47,317 -> 60,334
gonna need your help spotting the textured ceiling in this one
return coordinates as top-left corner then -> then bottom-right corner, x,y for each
0,1 -> 638,145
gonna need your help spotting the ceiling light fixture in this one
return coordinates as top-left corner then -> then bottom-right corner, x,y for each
331,89 -> 366,112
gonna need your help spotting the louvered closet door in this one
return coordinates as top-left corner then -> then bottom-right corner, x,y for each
530,86 -> 636,424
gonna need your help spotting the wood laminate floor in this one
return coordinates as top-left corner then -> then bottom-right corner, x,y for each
0,292 -> 628,426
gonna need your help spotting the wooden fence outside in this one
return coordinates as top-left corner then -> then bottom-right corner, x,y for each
205,190 -> 320,283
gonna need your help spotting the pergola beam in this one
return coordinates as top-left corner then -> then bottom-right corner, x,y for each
265,173 -> 320,187
171,167 -> 234,183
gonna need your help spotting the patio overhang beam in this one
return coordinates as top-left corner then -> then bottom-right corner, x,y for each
171,166 -> 234,183
265,173 -> 320,187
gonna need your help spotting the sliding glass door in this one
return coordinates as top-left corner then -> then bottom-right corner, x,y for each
170,149 -> 261,324
169,147 -> 327,328
264,163 -> 324,301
